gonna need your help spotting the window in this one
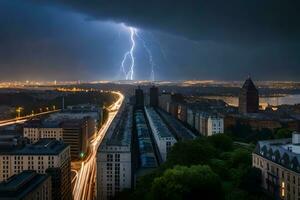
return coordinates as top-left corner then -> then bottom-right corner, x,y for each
115,154 -> 120,162
166,141 -> 172,153
107,154 -> 113,162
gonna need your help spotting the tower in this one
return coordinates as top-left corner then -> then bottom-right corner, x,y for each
239,77 -> 259,113
135,86 -> 144,108
149,85 -> 159,107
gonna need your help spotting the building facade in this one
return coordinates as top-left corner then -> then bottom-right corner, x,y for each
145,107 -> 177,161
253,133 -> 300,200
97,106 -> 132,200
207,116 -> 224,136
0,139 -> 72,200
239,77 -> 259,113
149,86 -> 159,107
23,127 -> 63,144
61,118 -> 90,160
135,87 -> 144,108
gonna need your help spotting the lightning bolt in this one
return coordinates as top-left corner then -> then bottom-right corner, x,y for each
136,33 -> 156,81
120,26 -> 137,80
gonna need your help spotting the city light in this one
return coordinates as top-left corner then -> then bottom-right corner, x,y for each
72,91 -> 124,200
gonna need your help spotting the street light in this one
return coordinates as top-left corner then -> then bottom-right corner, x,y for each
16,107 -> 23,118
52,105 -> 56,110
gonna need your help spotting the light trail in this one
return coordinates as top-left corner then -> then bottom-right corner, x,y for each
0,109 -> 60,127
120,27 -> 137,80
72,91 -> 124,200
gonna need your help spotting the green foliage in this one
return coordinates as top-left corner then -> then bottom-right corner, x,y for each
239,167 -> 262,194
208,134 -> 233,151
209,159 -> 230,180
229,148 -> 252,168
166,138 -> 217,167
130,135 -> 268,200
274,128 -> 292,139
228,122 -> 293,144
151,165 -> 223,200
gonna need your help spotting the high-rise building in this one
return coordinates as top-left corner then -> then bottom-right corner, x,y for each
253,132 -> 300,200
0,139 -> 72,200
149,86 -> 159,107
97,106 -> 133,200
60,118 -> 91,160
0,171 -> 52,200
239,77 -> 259,113
135,86 -> 144,108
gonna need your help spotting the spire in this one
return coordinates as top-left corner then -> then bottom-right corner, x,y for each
242,76 -> 257,91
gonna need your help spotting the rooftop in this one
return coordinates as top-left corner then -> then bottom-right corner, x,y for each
100,106 -> 132,148
157,109 -> 195,140
134,109 -> 157,168
242,77 -> 258,91
0,139 -> 68,155
145,107 -> 174,139
254,133 -> 300,173
0,171 -> 50,199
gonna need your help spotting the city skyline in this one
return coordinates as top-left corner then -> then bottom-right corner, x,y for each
0,0 -> 299,81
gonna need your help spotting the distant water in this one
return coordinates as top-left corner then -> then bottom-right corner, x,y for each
203,94 -> 300,109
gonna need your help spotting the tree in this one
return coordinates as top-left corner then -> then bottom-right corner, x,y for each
166,138 -> 217,167
274,128 -> 292,139
151,165 -> 223,200
209,159 -> 230,180
229,148 -> 252,168
208,134 -> 233,151
240,167 -> 262,194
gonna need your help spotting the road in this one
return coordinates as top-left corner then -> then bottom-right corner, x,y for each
0,109 -> 60,127
72,91 -> 124,200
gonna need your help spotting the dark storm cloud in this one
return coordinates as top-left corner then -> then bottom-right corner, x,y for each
35,0 -> 300,43
0,0 -> 299,81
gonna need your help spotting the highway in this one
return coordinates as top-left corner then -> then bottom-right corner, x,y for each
72,91 -> 124,200
0,109 -> 60,127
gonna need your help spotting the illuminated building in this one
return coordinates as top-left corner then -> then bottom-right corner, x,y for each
0,139 -> 71,200
239,77 -> 259,113
253,132 -> 300,200
23,119 -> 63,143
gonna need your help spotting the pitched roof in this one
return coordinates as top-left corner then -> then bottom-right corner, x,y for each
242,77 -> 258,91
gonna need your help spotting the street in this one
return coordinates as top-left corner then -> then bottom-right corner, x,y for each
72,91 -> 124,200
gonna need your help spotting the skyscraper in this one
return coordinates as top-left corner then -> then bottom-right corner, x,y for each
149,86 -> 159,107
135,86 -> 144,108
239,77 -> 259,113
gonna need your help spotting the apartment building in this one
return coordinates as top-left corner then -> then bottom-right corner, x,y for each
0,171 -> 52,200
145,107 -> 177,162
97,106 -> 132,200
23,119 -> 63,143
253,133 -> 300,200
0,139 -> 71,200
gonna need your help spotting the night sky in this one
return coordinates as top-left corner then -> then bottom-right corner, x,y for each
0,0 -> 299,81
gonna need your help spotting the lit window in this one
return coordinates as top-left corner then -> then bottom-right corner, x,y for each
281,181 -> 285,197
